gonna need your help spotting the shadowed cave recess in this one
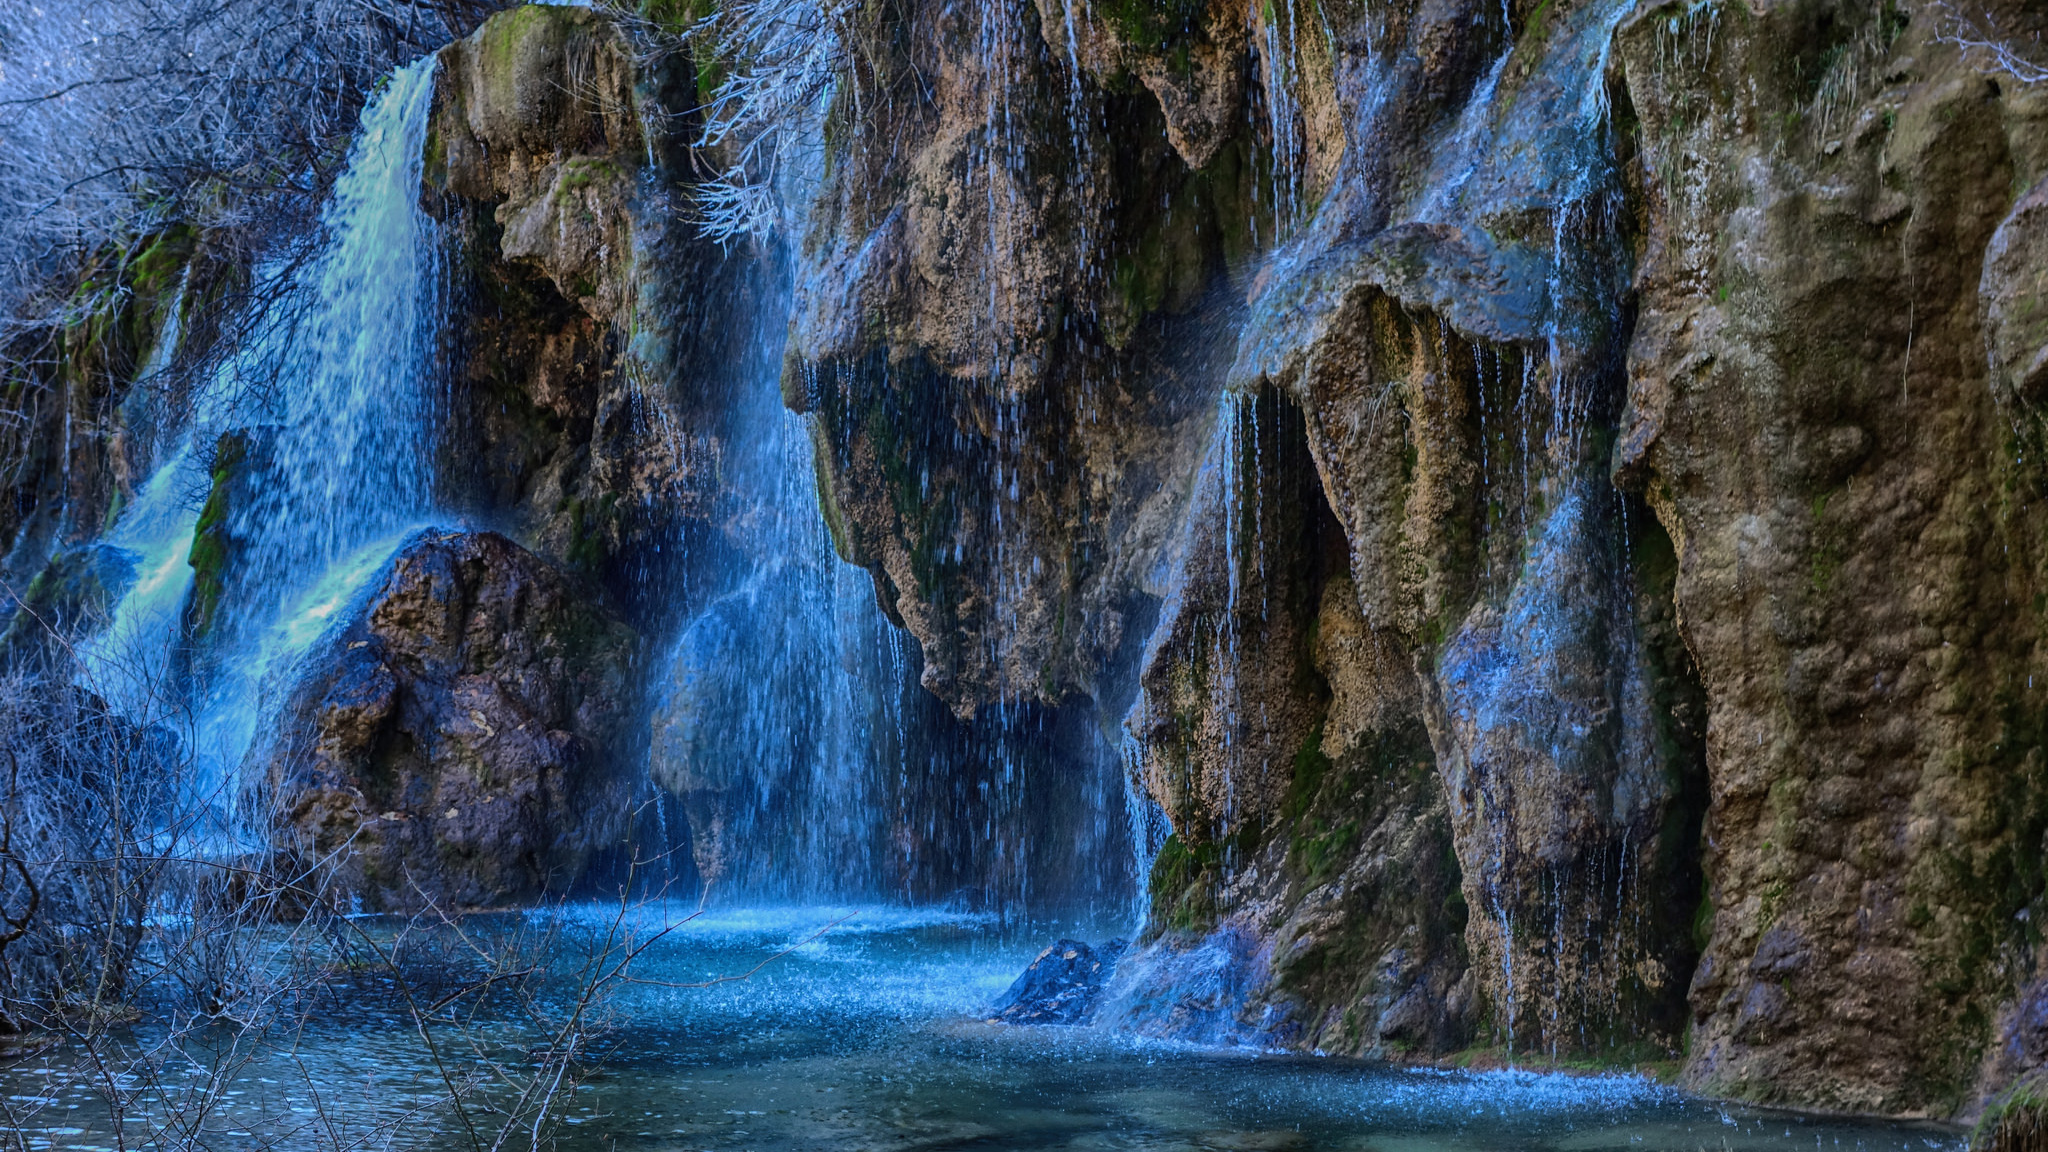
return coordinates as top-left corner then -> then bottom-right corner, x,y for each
6,0 -> 2048,1139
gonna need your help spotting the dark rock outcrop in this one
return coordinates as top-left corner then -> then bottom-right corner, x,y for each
0,544 -> 135,664
426,2 -> 714,605
254,529 -> 640,911
786,0 -> 1242,716
989,938 -> 1128,1025
0,227 -> 210,626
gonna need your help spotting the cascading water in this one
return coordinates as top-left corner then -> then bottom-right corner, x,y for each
648,301 -> 916,903
1410,0 -> 1696,1056
221,56 -> 443,591
648,255 -> 1141,917
76,311 -> 199,715
646,0 -> 1147,920
84,55 -> 445,805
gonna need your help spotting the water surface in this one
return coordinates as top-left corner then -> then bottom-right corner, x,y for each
1,907 -> 1961,1152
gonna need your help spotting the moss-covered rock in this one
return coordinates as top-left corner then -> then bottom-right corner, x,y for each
425,2 -> 717,611
1981,1074 -> 2048,1152
432,3 -> 646,320
1617,0 -> 2048,1115
184,430 -> 252,640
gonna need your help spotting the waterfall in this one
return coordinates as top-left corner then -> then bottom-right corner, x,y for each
221,54 -> 443,600
647,334 -> 1144,915
649,419 -> 912,903
198,53 -> 444,793
84,55 -> 446,808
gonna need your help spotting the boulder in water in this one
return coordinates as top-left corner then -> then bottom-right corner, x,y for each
252,529 -> 643,911
987,938 -> 1127,1025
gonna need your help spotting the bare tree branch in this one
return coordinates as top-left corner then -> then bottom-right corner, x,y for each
1932,2 -> 2048,85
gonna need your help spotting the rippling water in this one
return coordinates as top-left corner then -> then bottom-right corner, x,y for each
1,907 -> 1962,1151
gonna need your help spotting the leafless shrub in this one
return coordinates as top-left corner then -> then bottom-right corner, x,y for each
0,669 -> 182,1034
600,0 -> 855,243
0,614 -> 722,1149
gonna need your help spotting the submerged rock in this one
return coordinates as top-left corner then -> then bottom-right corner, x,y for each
988,938 -> 1129,1025
253,529 -> 642,911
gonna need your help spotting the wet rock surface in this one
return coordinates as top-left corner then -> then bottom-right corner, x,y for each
787,0 -> 1245,716
1618,0 -> 2048,1115
0,227 -> 214,622
789,0 -> 1696,1068
989,938 -> 1129,1025
0,544 -> 135,664
778,0 -> 2048,1116
427,3 -> 717,604
255,529 -> 641,911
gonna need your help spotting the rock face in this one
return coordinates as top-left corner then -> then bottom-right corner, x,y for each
426,2 -> 716,611
786,0 -> 1243,715
989,938 -> 1129,1025
784,0 -> 1696,1065
256,530 -> 641,910
1616,0 -> 2048,1115
0,226 -> 214,642
774,0 -> 2048,1118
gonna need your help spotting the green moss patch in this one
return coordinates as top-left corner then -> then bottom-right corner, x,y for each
1976,1075 -> 2048,1152
1094,0 -> 1205,53
186,431 -> 250,639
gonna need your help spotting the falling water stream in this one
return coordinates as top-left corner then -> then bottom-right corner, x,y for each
79,54 -> 445,817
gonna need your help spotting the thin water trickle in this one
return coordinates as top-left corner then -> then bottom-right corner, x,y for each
1120,727 -> 1169,933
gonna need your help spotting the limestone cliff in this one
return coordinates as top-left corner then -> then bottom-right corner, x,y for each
1618,0 -> 2048,1115
773,0 -> 2048,1118
426,2 -> 710,601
